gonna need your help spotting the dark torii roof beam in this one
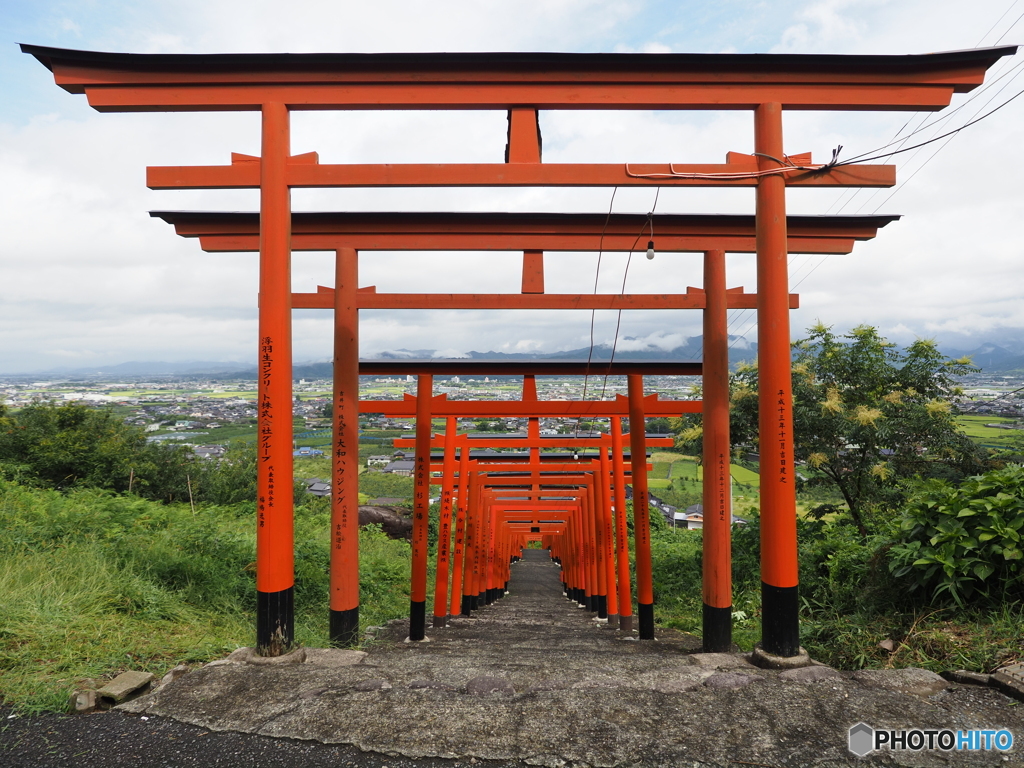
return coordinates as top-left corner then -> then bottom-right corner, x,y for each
23,45 -> 1015,111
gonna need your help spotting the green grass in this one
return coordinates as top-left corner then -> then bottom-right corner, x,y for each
200,423 -> 259,442
0,480 -> 413,713
729,464 -> 761,486
650,451 -> 687,463
293,455 -> 333,481
650,462 -> 672,480
956,415 -> 1021,445
0,542 -> 251,713
648,452 -> 759,489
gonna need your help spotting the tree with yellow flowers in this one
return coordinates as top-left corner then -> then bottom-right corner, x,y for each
676,324 -> 988,535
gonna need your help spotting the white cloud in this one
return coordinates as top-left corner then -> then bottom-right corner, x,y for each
1,0 -> 1022,372
610,331 -> 688,351
432,348 -> 471,359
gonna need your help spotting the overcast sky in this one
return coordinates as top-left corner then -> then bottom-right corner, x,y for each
1,0 -> 1022,374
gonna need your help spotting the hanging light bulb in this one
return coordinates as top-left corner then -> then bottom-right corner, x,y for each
646,240 -> 655,260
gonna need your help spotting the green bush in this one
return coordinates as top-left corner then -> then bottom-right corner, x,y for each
889,464 -> 1024,606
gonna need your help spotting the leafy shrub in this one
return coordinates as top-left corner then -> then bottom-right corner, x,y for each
889,465 -> 1024,606
797,517 -> 898,617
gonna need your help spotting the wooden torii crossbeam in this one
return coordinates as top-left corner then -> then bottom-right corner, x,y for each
24,43 -> 1014,658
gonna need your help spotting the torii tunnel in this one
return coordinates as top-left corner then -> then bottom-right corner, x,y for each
23,42 -> 1014,658
152,209 -> 896,648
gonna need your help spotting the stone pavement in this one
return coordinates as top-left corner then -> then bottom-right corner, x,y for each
122,550 -> 1024,767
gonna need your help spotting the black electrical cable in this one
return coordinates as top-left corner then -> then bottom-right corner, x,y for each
995,8 -> 1024,44
977,0 -> 1022,46
575,187 -> 618,438
959,383 -> 1024,412
833,83 -> 1024,168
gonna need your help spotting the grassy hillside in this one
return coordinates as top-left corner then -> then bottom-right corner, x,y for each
0,481 -> 412,713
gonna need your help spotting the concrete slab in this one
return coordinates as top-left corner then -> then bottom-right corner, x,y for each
119,551 -> 1024,767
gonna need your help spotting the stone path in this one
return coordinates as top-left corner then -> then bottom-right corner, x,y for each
121,550 -> 1024,767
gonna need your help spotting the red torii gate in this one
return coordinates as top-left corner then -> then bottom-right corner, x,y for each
398,410 -> 667,635
377,368 -> 693,641
23,43 -> 1014,658
422,440 -> 647,627
153,209 -> 894,648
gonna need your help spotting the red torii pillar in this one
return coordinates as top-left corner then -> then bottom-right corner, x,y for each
449,445 -> 472,617
409,374 -> 434,641
756,105 -> 800,658
702,249 -> 732,652
598,440 -> 619,626
610,416 -> 632,632
432,416 -> 458,628
627,375 -> 655,639
254,103 -> 295,655
329,247 -> 360,646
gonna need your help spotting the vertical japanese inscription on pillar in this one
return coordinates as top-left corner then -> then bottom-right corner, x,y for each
334,387 -> 348,552
777,389 -> 789,483
259,336 -> 274,528
635,488 -> 649,550
453,488 -> 464,556
438,488 -> 453,565
717,452 -> 728,523
414,452 -> 427,563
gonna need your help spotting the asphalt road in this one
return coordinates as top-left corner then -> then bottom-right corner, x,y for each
0,704 -> 518,768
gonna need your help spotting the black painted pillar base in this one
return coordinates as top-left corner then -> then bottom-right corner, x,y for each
409,600 -> 426,641
597,595 -> 608,619
479,591 -> 487,606
702,603 -> 732,653
638,602 -> 655,640
432,615 -> 447,628
461,595 -> 473,616
761,582 -> 801,657
329,606 -> 359,648
257,587 -> 294,656
619,614 -> 633,633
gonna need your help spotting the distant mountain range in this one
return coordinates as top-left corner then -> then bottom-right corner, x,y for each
17,360 -> 254,379
940,342 -> 1024,375
11,336 -> 1024,379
